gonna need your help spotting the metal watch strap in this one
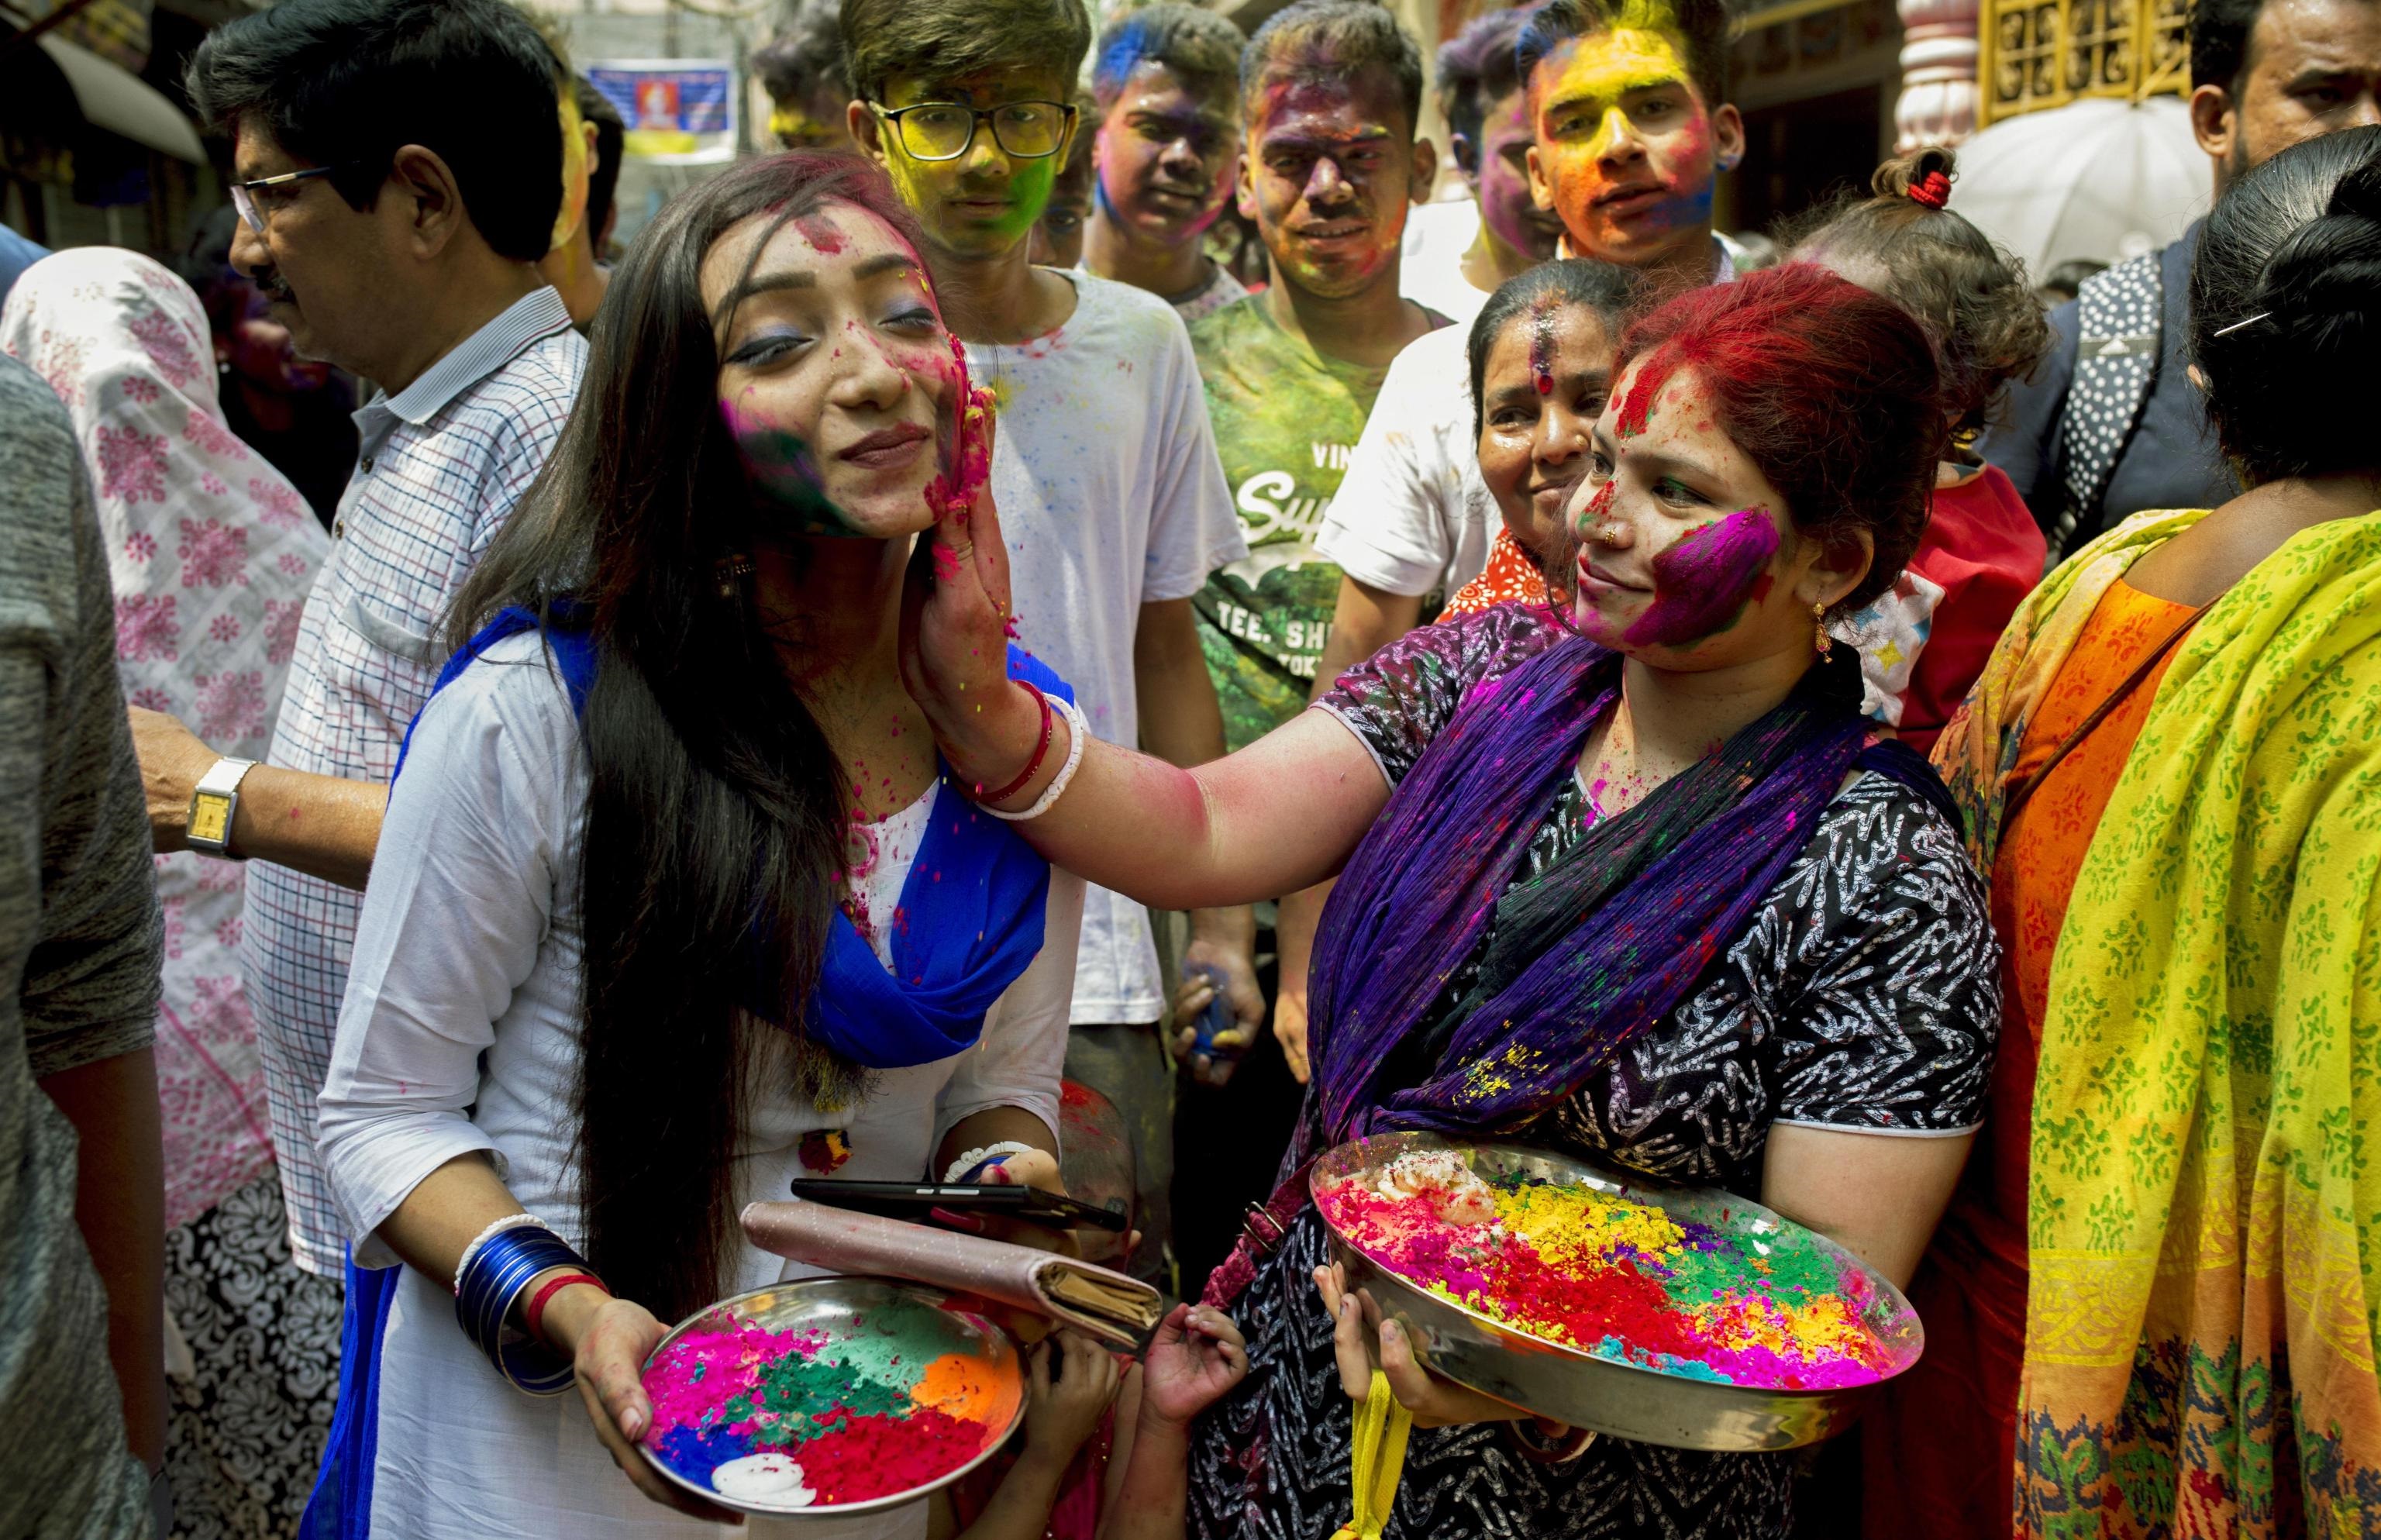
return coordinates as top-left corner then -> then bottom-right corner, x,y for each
185,756 -> 258,858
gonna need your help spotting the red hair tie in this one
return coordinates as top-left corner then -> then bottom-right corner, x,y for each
1908,170 -> 1952,209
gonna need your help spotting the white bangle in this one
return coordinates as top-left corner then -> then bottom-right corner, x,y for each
453,1211 -> 548,1295
942,1141 -> 1040,1184
982,695 -> 1087,822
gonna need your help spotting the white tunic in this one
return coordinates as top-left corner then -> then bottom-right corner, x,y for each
316,632 -> 1084,1539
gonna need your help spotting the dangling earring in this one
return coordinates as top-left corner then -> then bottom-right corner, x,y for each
715,553 -> 753,598
1812,601 -> 1832,659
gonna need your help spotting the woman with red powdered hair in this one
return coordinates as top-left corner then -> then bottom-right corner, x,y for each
901,264 -> 2004,1539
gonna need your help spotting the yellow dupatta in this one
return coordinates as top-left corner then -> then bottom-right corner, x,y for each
2014,512 -> 2381,1538
1933,507 -> 2213,871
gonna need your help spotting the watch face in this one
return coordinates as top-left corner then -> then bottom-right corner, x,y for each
189,792 -> 233,846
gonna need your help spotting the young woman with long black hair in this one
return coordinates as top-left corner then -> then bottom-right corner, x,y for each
308,150 -> 1086,1539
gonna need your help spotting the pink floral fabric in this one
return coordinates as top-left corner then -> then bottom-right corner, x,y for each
2,249 -> 330,1228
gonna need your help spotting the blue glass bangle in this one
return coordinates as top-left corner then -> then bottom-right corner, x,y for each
454,1225 -> 586,1396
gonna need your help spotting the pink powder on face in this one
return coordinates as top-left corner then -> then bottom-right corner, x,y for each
922,337 -> 992,519
1621,508 -> 1779,649
793,212 -> 847,254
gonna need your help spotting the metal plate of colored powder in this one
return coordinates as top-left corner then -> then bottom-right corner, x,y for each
636,1276 -> 1026,1517
1311,1132 -> 1924,1452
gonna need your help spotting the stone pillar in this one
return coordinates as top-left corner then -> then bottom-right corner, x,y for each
1895,0 -> 1980,150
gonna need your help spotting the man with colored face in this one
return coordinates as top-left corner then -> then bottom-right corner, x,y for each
1082,3 -> 1250,320
1169,0 -> 1445,1287
843,0 -> 1254,1291
1190,0 -> 1441,753
1521,0 -> 1745,288
754,0 -> 861,154
1311,0 -> 1740,696
1982,0 -> 2381,557
1399,7 -> 1566,325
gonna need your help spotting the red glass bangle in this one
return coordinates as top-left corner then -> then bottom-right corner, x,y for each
971,680 -> 1053,805
524,1270 -> 608,1347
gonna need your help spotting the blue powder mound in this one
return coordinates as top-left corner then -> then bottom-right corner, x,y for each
1588,1335 -> 1736,1383
654,1422 -> 756,1483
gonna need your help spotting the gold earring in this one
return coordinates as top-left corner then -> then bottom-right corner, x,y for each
1813,601 -> 1831,659
715,553 -> 753,598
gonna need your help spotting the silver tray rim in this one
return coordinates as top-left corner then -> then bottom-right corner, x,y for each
636,1275 -> 1027,1518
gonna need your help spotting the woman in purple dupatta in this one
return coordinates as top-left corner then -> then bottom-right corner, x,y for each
905,266 -> 2004,1538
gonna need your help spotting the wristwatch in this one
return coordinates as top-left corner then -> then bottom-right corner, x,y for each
185,756 -> 258,859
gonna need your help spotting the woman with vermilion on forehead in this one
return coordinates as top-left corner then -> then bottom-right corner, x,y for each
903,263 -> 2004,1535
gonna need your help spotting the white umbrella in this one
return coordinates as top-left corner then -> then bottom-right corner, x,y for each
1946,96 -> 2211,277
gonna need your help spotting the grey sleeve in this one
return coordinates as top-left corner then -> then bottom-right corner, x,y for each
0,362 -> 162,1080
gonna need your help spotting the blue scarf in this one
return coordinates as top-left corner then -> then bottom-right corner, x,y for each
305,604 -> 1070,1538
401,603 -> 1066,1068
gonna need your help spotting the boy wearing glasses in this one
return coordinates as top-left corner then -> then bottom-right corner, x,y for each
843,0 -> 1256,1289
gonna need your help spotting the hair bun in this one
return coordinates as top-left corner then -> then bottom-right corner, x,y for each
1871,145 -> 1956,204
2329,155 -> 2381,223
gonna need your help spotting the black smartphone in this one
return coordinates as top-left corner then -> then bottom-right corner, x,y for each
789,1178 -> 1131,1234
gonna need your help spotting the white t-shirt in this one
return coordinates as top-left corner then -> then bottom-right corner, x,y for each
967,270 -> 1246,1024
1325,236 -> 1745,604
1398,197 -> 1491,327
1315,324 -> 1494,603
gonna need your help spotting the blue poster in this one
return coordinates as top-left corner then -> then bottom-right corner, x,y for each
587,60 -> 738,164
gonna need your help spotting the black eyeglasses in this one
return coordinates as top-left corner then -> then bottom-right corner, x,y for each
229,162 -> 364,233
870,100 -> 1077,163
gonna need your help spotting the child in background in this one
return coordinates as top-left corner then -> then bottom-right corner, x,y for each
941,1309 -> 1249,1540
1794,146 -> 2054,753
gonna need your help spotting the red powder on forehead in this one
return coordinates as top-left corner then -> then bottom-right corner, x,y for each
794,212 -> 847,254
1614,351 -> 1675,439
1529,296 -> 1559,395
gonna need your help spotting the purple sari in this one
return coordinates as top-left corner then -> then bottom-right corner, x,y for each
1304,635 -> 1945,1147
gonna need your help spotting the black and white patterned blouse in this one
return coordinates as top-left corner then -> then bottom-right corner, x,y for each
1184,605 -> 2001,1540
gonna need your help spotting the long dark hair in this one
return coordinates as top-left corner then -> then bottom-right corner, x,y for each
450,151 -> 936,1321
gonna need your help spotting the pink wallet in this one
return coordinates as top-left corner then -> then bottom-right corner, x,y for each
740,1198 -> 1165,1352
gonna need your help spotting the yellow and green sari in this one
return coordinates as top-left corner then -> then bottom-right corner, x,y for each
1979,510 -> 2381,1537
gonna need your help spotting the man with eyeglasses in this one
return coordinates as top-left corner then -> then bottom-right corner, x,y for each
131,0 -> 584,1359
842,0 -> 1253,1292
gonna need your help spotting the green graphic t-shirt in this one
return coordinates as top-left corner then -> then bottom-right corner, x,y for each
1187,298 -> 1445,750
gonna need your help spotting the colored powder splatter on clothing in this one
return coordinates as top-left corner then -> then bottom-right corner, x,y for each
1621,508 -> 1778,649
1316,1152 -> 1893,1390
642,1315 -> 1007,1504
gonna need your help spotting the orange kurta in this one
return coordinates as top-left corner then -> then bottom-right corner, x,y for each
1864,578 -> 2197,1539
